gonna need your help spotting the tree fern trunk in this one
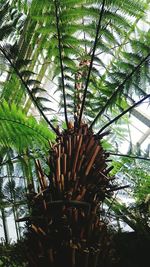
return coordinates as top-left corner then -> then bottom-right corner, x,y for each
18,124 -> 118,267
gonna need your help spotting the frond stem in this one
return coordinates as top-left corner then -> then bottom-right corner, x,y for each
98,93 -> 150,134
54,0 -> 69,128
0,45 -> 59,135
108,152 -> 150,161
78,0 -> 106,125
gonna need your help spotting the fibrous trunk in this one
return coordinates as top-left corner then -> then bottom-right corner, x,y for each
22,123 -> 117,267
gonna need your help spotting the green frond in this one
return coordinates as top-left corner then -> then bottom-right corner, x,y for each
104,11 -> 131,29
1,73 -> 26,105
0,2 -> 9,19
101,28 -> 118,45
1,0 -> 149,129
107,0 -> 145,16
0,101 -> 55,151
32,87 -> 47,95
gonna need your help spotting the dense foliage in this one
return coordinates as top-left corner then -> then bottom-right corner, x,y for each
0,1 -> 149,265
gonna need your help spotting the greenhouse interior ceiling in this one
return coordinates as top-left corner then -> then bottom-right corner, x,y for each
0,1 -> 150,267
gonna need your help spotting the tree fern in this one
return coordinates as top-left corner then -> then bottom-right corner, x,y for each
0,1 -> 149,256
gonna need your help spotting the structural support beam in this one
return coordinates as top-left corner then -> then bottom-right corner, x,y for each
131,108 -> 150,128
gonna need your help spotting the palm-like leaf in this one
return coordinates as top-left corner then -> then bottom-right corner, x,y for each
0,101 -> 55,151
4,0 -> 149,129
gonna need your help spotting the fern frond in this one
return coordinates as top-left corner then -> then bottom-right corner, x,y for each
0,45 -> 59,135
0,101 -> 55,151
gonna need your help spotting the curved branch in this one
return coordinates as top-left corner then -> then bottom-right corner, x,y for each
78,0 -> 106,125
90,52 -> 150,129
0,45 -> 59,135
98,93 -> 150,134
54,0 -> 69,128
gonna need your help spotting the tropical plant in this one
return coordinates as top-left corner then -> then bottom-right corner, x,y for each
105,156 -> 150,238
0,0 -> 150,266
0,240 -> 27,267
